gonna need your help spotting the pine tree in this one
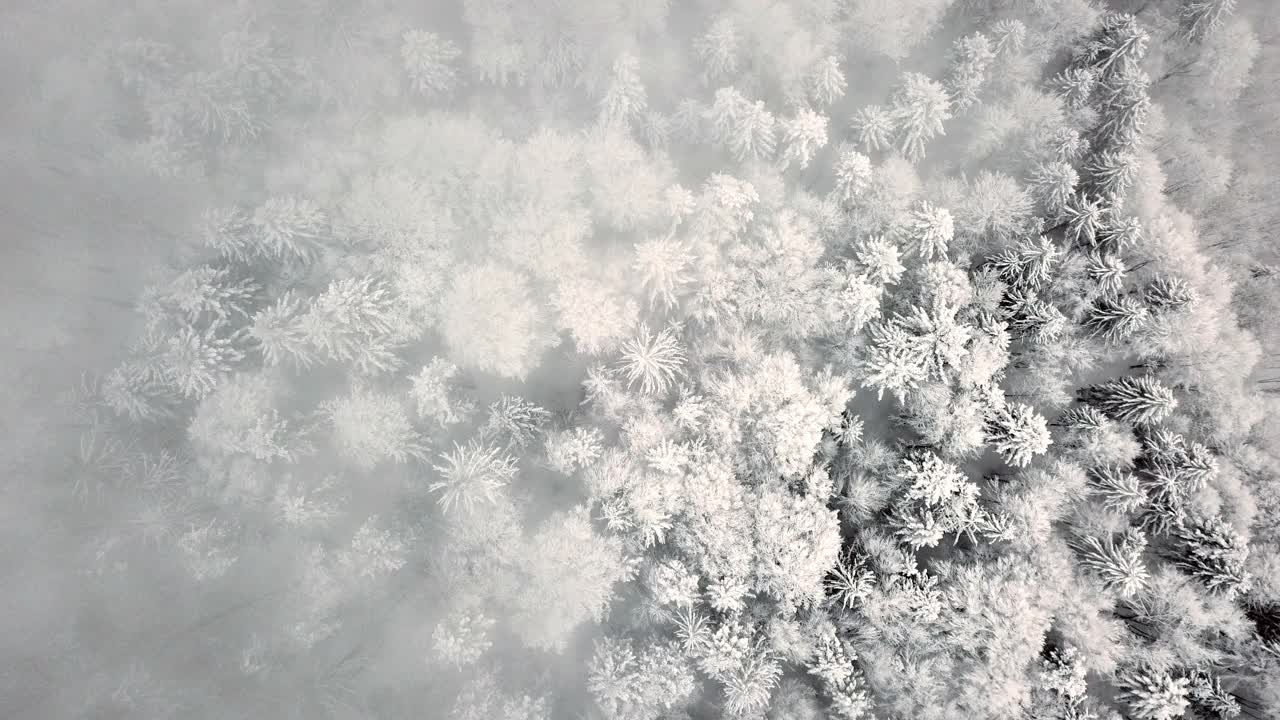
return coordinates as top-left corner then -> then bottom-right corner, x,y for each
1080,13 -> 1150,79
1016,235 -> 1064,289
1087,465 -> 1146,513
1007,296 -> 1067,345
694,16 -> 740,83
1183,671 -> 1242,720
1085,253 -> 1127,295
300,276 -> 404,375
633,236 -> 693,308
1082,294 -> 1149,342
860,319 -> 929,400
1170,514 -> 1252,596
851,105 -> 894,154
409,358 -> 475,427
705,87 -> 777,162
1094,66 -> 1152,151
247,291 -> 314,369
945,33 -> 995,112
855,235 -> 905,286
160,324 -> 244,400
1070,529 -> 1150,597
1179,0 -> 1238,41
807,55 -> 846,107
1142,276 -> 1196,313
1082,375 -> 1178,425
889,73 -> 951,162
401,30 -> 460,96
322,388 -> 424,470
480,395 -> 550,451
991,19 -> 1027,55
1114,666 -> 1191,720
1029,161 -> 1079,216
1085,149 -> 1139,203
833,146 -> 874,206
779,108 -> 829,170
429,440 -> 518,515
1051,66 -> 1098,108
138,265 -> 257,330
199,206 -> 256,263
1097,215 -> 1144,251
1057,405 -> 1109,432
250,196 -> 330,263
599,52 -> 647,128
1061,194 -> 1106,247
615,323 -> 686,396
986,402 -> 1052,467
905,201 -> 954,260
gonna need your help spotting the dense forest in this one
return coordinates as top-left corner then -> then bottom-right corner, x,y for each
2,0 -> 1280,718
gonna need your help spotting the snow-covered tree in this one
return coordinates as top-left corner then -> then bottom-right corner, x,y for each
439,264 -> 557,380
694,16 -> 740,83
1070,529 -> 1150,597
633,236 -> 694,308
851,105 -> 894,154
779,108 -> 828,170
430,441 -> 518,515
321,387 -> 424,469
615,323 -> 686,396
753,487 -> 841,610
480,394 -> 550,451
1082,294 -> 1149,343
986,402 -> 1052,467
1114,666 -> 1191,720
855,235 -> 905,286
507,506 -> 631,651
945,33 -> 995,112
1029,161 -> 1079,216
1082,375 -> 1178,425
409,358 -> 475,427
833,146 -> 874,207
807,55 -> 846,107
1170,514 -> 1252,596
1179,0 -> 1238,41
401,30 -> 460,96
599,52 -> 647,128
905,201 -> 954,260
705,87 -> 777,162
889,73 -> 951,162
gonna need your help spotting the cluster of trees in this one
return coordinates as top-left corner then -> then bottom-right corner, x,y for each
14,0 -> 1280,719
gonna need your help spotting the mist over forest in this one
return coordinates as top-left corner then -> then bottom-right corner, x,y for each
3,0 -> 1280,718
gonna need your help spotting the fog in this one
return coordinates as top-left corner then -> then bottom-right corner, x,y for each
3,1 -> 1280,719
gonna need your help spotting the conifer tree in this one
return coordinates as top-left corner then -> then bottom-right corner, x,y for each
401,30 -> 460,96
1082,375 -> 1178,425
889,73 -> 951,162
1114,666 -> 1191,720
1179,0 -> 1238,41
1170,514 -> 1252,596
945,33 -> 995,112
986,402 -> 1052,467
1070,528 -> 1150,597
906,201 -> 954,261
851,105 -> 894,154
779,108 -> 829,170
807,55 -> 846,107
1142,276 -> 1197,313
1082,294 -> 1149,343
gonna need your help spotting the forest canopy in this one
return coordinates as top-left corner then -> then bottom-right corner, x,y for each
3,0 -> 1280,719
